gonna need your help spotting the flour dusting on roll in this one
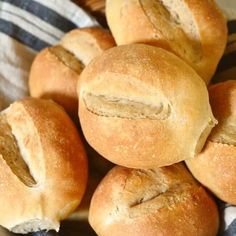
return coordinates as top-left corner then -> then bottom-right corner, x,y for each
106,0 -> 227,83
186,80 -> 236,204
78,44 -> 216,168
89,164 -> 219,236
0,98 -> 88,233
29,27 -> 115,117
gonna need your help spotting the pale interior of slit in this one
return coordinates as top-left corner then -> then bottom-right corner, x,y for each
49,45 -> 85,74
139,0 -> 202,62
210,123 -> 236,146
83,92 -> 171,120
0,114 -> 36,187
118,168 -> 194,218
194,119 -> 216,155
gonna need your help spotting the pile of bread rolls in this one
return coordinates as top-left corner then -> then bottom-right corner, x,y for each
1,0 -> 235,235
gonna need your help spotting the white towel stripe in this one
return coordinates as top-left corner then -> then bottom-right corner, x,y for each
0,11 -> 59,45
1,2 -> 64,42
34,0 -> 99,28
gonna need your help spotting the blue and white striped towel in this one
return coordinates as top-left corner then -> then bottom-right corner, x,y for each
214,2 -> 236,234
0,0 -> 98,111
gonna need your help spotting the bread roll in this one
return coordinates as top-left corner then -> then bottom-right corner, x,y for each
0,98 -> 87,233
209,80 -> 236,145
186,80 -> 236,204
29,27 -> 115,117
78,44 -> 216,168
89,164 -> 219,236
106,0 -> 227,84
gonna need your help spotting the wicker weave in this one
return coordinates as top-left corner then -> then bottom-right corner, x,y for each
73,0 -> 105,13
73,0 -> 106,26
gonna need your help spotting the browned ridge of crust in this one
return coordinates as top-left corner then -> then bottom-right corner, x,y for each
49,45 -> 85,75
0,114 -> 36,187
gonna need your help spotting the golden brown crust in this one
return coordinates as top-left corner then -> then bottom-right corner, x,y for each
186,141 -> 236,204
29,48 -> 79,117
186,80 -> 236,204
89,164 -> 219,236
106,0 -> 227,83
29,27 -> 115,117
0,98 -> 88,233
78,44 -> 216,168
208,80 -> 236,145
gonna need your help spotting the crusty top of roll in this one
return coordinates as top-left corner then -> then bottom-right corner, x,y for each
89,164 -> 219,236
78,44 -> 216,168
208,80 -> 236,146
0,98 -> 87,233
29,27 -> 115,117
185,80 -> 236,204
60,27 -> 116,65
106,0 -> 227,83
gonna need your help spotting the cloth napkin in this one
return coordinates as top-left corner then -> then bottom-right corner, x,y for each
0,0 -> 98,111
0,0 -> 235,236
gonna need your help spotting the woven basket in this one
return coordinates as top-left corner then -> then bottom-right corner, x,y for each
80,0 -> 105,13
73,0 -> 106,26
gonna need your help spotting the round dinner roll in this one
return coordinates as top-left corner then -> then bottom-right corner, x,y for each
0,98 -> 87,233
106,0 -> 227,83
29,27 -> 115,117
208,80 -> 236,145
78,44 -> 217,168
89,164 -> 219,236
186,80 -> 236,204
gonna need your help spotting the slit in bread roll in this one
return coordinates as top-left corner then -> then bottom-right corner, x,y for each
0,98 -> 87,234
0,114 -> 36,187
139,0 -> 202,62
48,45 -> 85,74
83,92 -> 171,120
29,27 -> 115,117
89,164 -> 219,236
208,80 -> 236,146
78,44 -> 216,168
186,80 -> 236,204
106,0 -> 227,83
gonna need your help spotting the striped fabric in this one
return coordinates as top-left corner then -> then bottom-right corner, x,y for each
220,204 -> 236,236
0,0 -> 98,111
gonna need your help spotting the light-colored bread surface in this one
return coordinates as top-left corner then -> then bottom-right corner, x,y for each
60,27 -> 115,65
89,163 -> 219,236
186,141 -> 236,204
29,27 -> 115,117
106,0 -> 227,83
78,44 -> 216,168
186,80 -> 236,204
209,80 -> 236,145
0,98 -> 87,233
29,46 -> 82,117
